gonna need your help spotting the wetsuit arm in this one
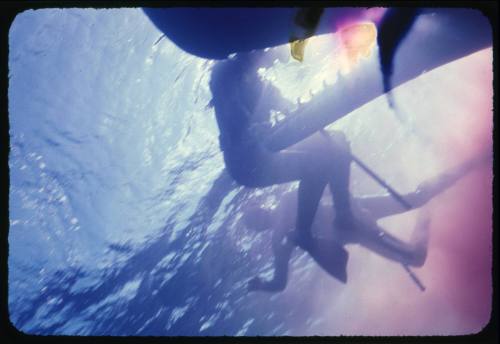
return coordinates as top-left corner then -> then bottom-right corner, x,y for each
354,194 -> 410,220
356,157 -> 480,220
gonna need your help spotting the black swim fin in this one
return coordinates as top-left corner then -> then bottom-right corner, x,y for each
377,8 -> 420,103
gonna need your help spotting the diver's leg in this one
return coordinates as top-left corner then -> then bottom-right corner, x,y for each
294,175 -> 328,248
266,132 -> 354,236
235,133 -> 351,241
328,154 -> 354,230
321,131 -> 355,230
248,230 -> 295,292
231,131 -> 338,187
248,148 -> 335,249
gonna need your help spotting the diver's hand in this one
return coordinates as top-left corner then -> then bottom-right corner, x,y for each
414,153 -> 491,205
414,174 -> 455,206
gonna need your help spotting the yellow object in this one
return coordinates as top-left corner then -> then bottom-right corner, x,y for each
290,38 -> 308,62
289,22 -> 376,64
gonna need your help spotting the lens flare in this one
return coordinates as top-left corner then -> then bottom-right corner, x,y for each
338,22 -> 377,73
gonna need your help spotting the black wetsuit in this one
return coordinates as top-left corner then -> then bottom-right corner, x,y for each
209,53 -> 353,241
209,56 -> 290,187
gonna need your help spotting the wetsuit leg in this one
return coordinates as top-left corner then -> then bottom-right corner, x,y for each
248,228 -> 295,292
327,148 -> 353,229
295,175 -> 328,247
264,132 -> 354,236
316,130 -> 354,229
232,147 -> 331,246
227,132 -> 353,242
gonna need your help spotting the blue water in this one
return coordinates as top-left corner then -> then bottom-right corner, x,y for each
9,8 -> 489,336
8,9 -> 328,335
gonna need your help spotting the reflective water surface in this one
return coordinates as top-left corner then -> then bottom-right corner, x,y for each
8,9 -> 493,335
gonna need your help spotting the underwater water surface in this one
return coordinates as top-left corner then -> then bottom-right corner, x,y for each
8,8 -> 493,335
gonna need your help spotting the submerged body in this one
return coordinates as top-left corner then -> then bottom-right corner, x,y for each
243,153 -> 487,292
209,50 -> 354,246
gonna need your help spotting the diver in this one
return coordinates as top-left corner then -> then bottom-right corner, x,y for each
242,152 -> 489,292
209,47 -> 356,250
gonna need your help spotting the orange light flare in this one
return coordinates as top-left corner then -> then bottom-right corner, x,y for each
337,22 -> 377,74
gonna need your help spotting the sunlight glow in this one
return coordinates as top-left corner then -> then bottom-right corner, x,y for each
338,22 -> 377,73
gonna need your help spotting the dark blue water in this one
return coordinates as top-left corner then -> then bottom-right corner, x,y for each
8,9 -> 335,335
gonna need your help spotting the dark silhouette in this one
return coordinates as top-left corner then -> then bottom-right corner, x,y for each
145,8 -> 491,150
377,8 -> 420,103
209,48 -> 355,252
242,153 -> 488,292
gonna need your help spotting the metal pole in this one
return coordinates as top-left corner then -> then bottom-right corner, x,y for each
350,153 -> 413,210
350,153 -> 426,291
